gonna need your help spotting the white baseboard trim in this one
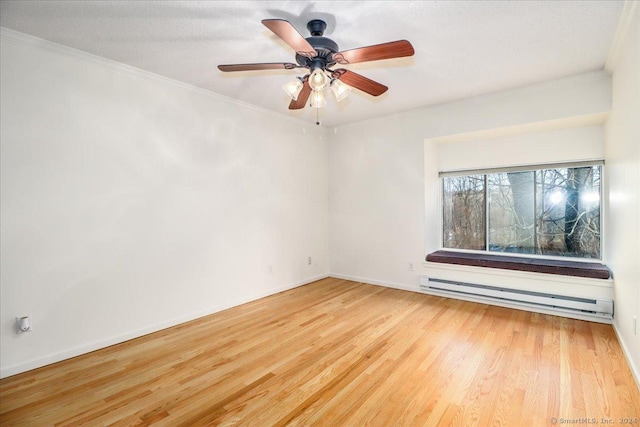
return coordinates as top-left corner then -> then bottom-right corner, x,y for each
328,273 -> 418,293
0,274 -> 329,379
612,322 -> 640,392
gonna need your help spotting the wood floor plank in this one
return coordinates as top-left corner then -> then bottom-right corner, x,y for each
1,277 -> 639,426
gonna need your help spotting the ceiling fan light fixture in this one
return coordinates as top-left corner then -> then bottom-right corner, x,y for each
330,79 -> 351,102
282,77 -> 304,100
308,68 -> 329,91
309,90 -> 327,108
218,19 -> 415,114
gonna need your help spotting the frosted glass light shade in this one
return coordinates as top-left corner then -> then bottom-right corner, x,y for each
282,78 -> 304,100
309,90 -> 326,108
330,79 -> 351,102
309,69 -> 329,91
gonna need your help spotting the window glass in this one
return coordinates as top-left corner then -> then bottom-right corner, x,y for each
536,166 -> 601,258
443,175 -> 485,250
488,171 -> 535,254
442,164 -> 601,259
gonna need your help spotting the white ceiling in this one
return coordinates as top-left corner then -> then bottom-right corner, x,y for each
0,1 -> 624,127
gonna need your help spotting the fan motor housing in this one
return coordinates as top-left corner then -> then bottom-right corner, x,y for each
295,20 -> 339,68
296,36 -> 339,68
308,36 -> 339,54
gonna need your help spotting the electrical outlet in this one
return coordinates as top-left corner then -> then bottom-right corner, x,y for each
268,265 -> 273,275
308,256 -> 312,266
16,315 -> 32,333
408,262 -> 414,272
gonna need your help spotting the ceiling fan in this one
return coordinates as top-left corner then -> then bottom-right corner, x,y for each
218,19 -> 415,110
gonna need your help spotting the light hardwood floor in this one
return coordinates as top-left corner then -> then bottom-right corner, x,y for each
1,277 -> 639,426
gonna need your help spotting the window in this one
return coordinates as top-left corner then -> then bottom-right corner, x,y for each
442,162 -> 602,259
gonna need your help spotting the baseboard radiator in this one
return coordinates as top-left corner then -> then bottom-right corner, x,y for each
419,276 -> 613,322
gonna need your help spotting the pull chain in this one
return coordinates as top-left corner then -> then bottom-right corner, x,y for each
315,106 -> 320,126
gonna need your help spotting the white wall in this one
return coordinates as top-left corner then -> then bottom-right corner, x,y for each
604,5 -> 640,383
0,33 -> 329,377
437,125 -> 604,173
329,71 -> 611,290
328,124 -> 427,288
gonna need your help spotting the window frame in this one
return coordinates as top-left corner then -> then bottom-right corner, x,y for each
438,160 -> 605,264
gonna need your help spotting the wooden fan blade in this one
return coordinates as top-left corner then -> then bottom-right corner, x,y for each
262,19 -> 317,58
334,40 -> 414,65
289,79 -> 311,110
332,69 -> 388,96
218,63 -> 298,72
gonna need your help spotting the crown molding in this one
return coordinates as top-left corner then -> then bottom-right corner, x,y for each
0,27 -> 318,129
605,0 -> 639,73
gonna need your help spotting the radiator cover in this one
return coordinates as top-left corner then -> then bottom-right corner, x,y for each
419,276 -> 613,322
